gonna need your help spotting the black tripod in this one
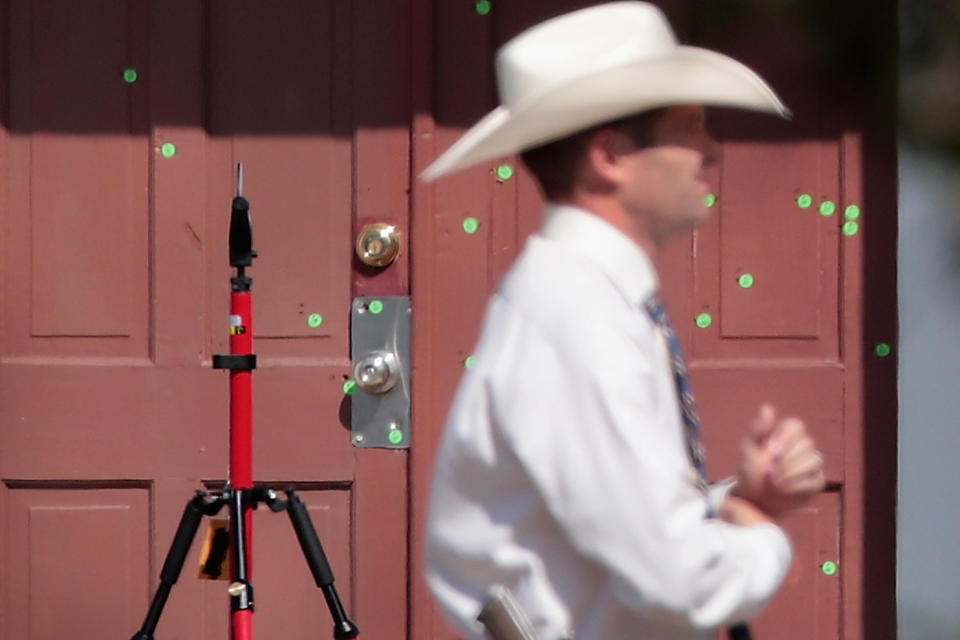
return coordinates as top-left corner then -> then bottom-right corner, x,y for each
130,487 -> 359,640
131,166 -> 359,640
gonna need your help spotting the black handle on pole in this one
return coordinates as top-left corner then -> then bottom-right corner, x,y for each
730,623 -> 752,640
229,164 -> 256,269
229,194 -> 255,268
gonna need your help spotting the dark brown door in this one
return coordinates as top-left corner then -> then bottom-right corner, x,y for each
0,2 -> 409,638
411,2 -> 896,639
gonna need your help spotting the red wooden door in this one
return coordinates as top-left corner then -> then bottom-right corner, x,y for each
411,2 -> 896,639
0,2 -> 409,639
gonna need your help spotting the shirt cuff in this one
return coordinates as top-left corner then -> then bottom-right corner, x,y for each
707,476 -> 739,515
743,521 -> 794,602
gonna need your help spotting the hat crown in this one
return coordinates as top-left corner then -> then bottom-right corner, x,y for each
496,2 -> 677,109
420,1 -> 787,181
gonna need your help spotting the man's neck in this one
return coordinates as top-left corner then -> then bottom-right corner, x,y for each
556,194 -> 658,258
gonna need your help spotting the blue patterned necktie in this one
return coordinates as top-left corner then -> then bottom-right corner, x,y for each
646,296 -> 752,640
644,295 -> 708,487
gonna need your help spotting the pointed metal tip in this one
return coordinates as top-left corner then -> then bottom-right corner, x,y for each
236,163 -> 244,197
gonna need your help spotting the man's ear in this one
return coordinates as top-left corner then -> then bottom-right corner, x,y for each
583,128 -> 630,188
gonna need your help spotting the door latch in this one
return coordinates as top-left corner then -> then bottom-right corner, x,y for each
350,297 -> 411,448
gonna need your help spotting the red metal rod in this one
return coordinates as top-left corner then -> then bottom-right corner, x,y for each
230,289 -> 255,640
229,290 -> 254,485
231,610 -> 254,640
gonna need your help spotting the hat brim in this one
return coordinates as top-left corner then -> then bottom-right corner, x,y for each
420,46 -> 789,182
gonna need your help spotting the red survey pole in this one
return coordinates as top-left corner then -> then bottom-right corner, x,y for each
229,288 -> 254,640
224,165 -> 257,640
131,164 -> 358,640
229,286 -> 254,547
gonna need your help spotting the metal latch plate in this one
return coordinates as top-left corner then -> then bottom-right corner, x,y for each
350,296 -> 411,448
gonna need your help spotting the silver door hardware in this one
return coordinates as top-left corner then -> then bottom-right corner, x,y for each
353,350 -> 399,393
350,296 -> 411,448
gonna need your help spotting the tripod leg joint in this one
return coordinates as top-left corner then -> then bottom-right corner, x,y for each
249,486 -> 288,512
193,489 -> 228,515
228,579 -> 255,611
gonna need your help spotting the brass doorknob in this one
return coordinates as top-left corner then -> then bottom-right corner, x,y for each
356,223 -> 400,267
352,350 -> 400,393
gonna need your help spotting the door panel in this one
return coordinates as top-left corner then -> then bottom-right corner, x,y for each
2,484 -> 150,639
713,139 -> 839,346
0,1 -> 409,638
4,0 -> 150,357
752,492 -> 841,639
678,124 -> 841,359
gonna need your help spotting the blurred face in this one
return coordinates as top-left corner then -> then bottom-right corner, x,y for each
615,105 -> 718,245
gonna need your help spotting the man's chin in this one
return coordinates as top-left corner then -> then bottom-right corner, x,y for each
689,204 -> 712,227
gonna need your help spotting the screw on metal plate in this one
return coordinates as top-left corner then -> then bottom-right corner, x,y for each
350,297 -> 411,448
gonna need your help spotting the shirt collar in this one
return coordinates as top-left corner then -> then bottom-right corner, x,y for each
538,204 -> 659,306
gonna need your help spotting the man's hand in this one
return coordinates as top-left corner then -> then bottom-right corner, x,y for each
732,404 -> 826,517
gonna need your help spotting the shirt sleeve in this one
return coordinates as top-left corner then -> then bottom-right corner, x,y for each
485,303 -> 793,631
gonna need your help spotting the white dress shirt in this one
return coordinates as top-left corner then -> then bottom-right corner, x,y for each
426,205 -> 792,640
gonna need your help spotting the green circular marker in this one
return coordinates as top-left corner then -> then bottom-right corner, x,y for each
462,217 -> 480,234
464,355 -> 477,369
123,68 -> 138,83
160,142 -> 177,158
819,200 -> 837,217
704,193 -> 717,207
307,313 -> 323,328
695,313 -> 713,329
843,221 -> 860,236
388,429 -> 404,444
797,194 -> 813,209
875,342 -> 891,357
821,561 -> 838,576
368,300 -> 384,315
475,0 -> 492,15
738,273 -> 755,289
496,164 -> 514,181
342,380 -> 357,395
845,204 -> 861,220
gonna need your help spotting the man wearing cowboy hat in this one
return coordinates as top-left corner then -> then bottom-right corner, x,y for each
422,3 -> 826,639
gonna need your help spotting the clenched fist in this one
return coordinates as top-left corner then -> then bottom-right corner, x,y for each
732,404 -> 826,517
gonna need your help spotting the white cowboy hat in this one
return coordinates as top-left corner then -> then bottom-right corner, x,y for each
420,1 -> 790,182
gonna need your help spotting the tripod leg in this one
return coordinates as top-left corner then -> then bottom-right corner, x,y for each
131,492 -> 224,640
285,489 -> 360,640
